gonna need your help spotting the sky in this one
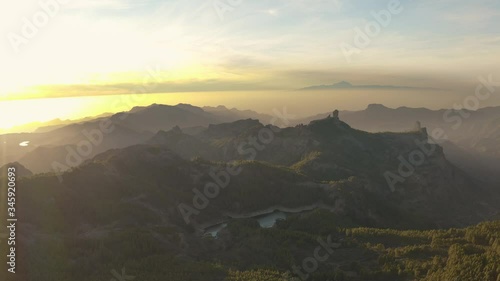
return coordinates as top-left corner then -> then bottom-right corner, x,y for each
0,0 -> 500,129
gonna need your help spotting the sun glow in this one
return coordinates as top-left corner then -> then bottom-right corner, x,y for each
0,97 -> 92,130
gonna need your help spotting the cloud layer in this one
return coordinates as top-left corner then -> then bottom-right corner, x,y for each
0,0 -> 499,99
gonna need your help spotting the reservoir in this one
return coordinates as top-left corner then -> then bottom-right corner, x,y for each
204,210 -> 288,237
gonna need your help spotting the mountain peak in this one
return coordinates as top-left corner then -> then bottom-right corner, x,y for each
299,81 -> 354,90
171,125 -> 182,134
366,104 -> 389,111
333,81 -> 353,87
308,110 -> 351,131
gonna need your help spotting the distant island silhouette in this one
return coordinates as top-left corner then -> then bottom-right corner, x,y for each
299,81 -> 443,91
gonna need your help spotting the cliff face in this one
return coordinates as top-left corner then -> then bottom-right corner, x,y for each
146,114 -> 494,227
317,104 -> 500,184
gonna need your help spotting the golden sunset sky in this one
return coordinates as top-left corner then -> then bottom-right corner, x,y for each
1,0 -> 499,129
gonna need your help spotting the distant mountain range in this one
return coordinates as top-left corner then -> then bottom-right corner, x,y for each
10,113 -> 498,229
299,81 -> 442,91
0,104 -> 276,173
1,103 -> 499,281
1,102 -> 499,186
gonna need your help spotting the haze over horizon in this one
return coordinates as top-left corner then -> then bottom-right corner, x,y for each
1,0 -> 500,129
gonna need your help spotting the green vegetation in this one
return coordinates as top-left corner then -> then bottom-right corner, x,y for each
212,217 -> 500,281
0,121 -> 498,281
2,205 -> 497,280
